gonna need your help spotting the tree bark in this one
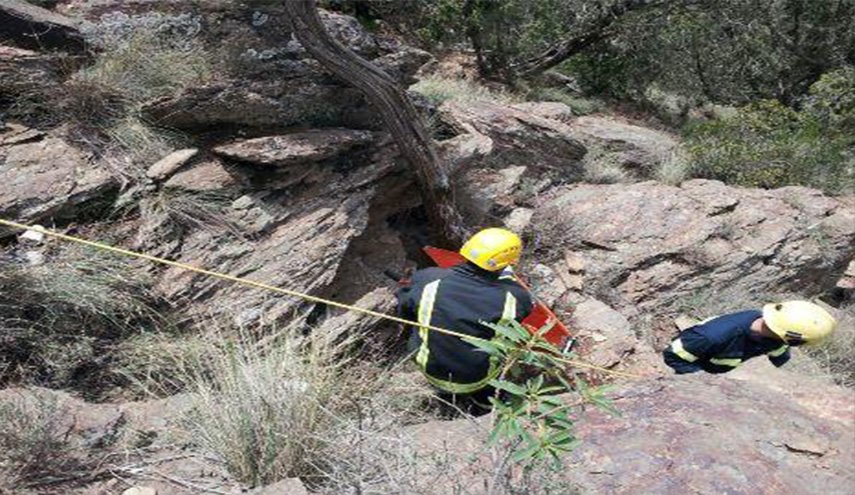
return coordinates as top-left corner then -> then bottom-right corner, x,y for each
511,0 -> 670,80
283,0 -> 468,247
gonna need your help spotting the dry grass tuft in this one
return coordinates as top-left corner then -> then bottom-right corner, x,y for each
0,243 -> 163,391
656,145 -> 693,186
0,390 -> 88,491
411,76 -> 519,106
138,189 -> 243,238
179,322 -> 375,486
57,26 -> 211,179
793,304 -> 855,388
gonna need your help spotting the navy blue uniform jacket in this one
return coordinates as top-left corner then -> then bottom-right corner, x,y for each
396,262 -> 533,392
663,310 -> 791,374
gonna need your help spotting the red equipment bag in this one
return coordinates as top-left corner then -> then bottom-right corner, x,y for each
423,246 -> 574,353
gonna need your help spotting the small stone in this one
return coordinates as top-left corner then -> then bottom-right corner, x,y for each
23,251 -> 44,265
564,250 -> 586,273
145,148 -> 199,180
122,487 -> 157,495
231,195 -> 254,210
19,226 -> 45,243
504,207 -> 533,232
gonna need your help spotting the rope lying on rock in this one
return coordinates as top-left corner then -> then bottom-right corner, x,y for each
0,218 -> 643,379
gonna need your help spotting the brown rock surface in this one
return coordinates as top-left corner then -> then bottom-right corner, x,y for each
163,158 -> 241,192
568,115 -> 678,174
0,0 -> 84,52
0,387 -> 241,495
402,373 -> 855,495
213,129 -> 375,167
438,100 -> 587,177
0,136 -> 116,226
249,477 -> 309,495
0,45 -> 64,103
533,180 -> 855,316
128,6 -> 429,130
152,141 -> 403,327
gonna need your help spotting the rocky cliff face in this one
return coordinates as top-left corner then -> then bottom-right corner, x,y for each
0,2 -> 853,494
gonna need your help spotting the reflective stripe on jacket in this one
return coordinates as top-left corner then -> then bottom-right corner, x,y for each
663,310 -> 791,374
397,262 -> 534,393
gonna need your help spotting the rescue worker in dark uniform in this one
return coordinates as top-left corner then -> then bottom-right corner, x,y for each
663,300 -> 837,374
397,228 -> 534,413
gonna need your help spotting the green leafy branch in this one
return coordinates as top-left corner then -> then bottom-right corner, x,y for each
465,320 -> 618,467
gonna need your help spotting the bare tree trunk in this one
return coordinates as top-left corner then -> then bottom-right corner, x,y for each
283,0 -> 468,247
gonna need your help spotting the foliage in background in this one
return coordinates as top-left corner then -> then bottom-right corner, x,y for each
563,0 -> 855,106
684,68 -> 855,193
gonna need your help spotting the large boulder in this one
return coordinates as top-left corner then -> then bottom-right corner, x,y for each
438,100 -> 587,176
402,369 -> 855,495
568,115 -> 679,176
0,134 -> 116,228
151,136 -> 405,327
436,100 -> 587,222
532,180 -> 855,322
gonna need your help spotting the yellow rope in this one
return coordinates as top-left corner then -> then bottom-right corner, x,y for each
0,218 -> 642,379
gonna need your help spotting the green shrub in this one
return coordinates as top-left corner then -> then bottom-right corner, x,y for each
803,66 -> 855,133
684,99 -> 853,193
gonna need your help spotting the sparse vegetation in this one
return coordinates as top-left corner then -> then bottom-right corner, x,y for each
0,390 -> 89,492
0,243 -> 163,393
684,97 -> 854,193
655,145 -> 692,186
795,304 -> 855,388
138,189 -> 243,238
411,75 -> 519,106
522,85 -> 603,116
582,145 -> 631,184
182,323 -> 373,486
59,16 -> 211,178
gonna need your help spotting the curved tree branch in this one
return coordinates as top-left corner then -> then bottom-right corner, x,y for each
283,0 -> 468,247
511,0 -> 674,80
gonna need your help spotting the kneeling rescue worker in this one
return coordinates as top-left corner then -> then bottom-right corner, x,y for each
663,300 -> 837,374
396,228 -> 534,413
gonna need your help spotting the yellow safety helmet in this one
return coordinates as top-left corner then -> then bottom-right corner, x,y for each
460,228 -> 522,272
762,300 -> 837,345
